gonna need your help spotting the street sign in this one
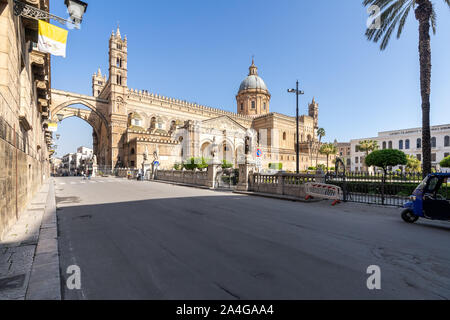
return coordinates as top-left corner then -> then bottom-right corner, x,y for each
256,148 -> 262,157
255,157 -> 262,169
153,161 -> 160,166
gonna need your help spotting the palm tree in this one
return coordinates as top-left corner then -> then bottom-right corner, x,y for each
315,128 -> 326,166
319,143 -> 337,171
363,0 -> 450,177
358,139 -> 379,171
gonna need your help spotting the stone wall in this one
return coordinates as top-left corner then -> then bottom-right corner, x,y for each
249,173 -> 319,199
156,169 -> 209,187
0,0 -> 51,239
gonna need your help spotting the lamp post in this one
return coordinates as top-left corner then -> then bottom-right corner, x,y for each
56,114 -> 64,122
13,0 -> 88,28
287,80 -> 304,174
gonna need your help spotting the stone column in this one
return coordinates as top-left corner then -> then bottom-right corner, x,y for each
236,155 -> 256,191
92,164 -> 98,177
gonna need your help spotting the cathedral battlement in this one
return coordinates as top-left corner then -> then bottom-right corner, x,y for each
126,87 -> 253,120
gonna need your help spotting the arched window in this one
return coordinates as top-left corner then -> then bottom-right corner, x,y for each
431,137 -> 436,148
283,132 -> 286,140
251,101 -> 256,109
417,138 -> 422,149
116,74 -> 122,85
445,136 -> 450,147
388,141 -> 393,149
240,103 -> 243,111
263,102 -> 266,110
405,139 -> 410,149
399,140 -> 403,150
382,141 -> 386,149
130,148 -> 135,155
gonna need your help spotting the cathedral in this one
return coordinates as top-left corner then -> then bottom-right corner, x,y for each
91,28 -> 323,172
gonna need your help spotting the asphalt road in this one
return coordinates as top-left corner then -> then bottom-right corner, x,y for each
54,176 -> 450,300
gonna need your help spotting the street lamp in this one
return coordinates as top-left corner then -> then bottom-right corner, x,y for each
13,0 -> 88,28
287,80 -> 304,174
57,114 -> 64,122
64,0 -> 88,26
56,134 -> 61,140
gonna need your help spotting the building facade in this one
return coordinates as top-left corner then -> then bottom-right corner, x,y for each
350,124 -> 450,172
51,27 -> 327,172
0,0 -> 52,238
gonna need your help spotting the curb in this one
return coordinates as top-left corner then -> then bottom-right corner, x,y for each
25,179 -> 61,300
232,190 -> 322,203
147,179 -> 234,192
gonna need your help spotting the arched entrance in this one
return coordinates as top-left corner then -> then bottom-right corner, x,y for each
50,89 -> 111,166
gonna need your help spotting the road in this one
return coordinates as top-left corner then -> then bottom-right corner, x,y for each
54,176 -> 450,300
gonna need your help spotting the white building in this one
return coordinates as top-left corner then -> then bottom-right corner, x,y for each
61,147 -> 94,175
350,124 -> 450,172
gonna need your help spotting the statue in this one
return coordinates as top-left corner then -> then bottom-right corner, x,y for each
211,136 -> 219,160
92,154 -> 97,165
245,136 -> 251,155
144,146 -> 149,161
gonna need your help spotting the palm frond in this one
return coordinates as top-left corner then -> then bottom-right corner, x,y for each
363,0 -> 415,50
431,6 -> 437,34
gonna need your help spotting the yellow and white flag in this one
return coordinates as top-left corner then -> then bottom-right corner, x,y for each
38,20 -> 68,58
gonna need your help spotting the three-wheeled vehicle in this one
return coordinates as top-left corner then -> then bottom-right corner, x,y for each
402,173 -> 450,223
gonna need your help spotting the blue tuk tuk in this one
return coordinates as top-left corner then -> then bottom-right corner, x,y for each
402,173 -> 450,223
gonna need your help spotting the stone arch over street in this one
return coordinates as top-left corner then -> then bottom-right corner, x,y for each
50,89 -> 111,166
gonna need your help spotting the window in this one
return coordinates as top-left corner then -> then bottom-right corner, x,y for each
347,158 -> 351,166
130,148 -> 135,155
355,145 -> 359,152
417,154 -> 421,161
240,103 -> 243,111
355,157 -> 359,164
388,141 -> 393,149
382,141 -> 386,149
405,139 -> 410,150
444,153 -> 449,158
431,137 -> 436,148
283,132 -> 286,140
431,153 -> 436,162
116,74 -> 122,85
417,138 -> 422,149
445,136 -> 450,147
399,140 -> 403,150
251,101 -> 255,109
263,102 -> 266,110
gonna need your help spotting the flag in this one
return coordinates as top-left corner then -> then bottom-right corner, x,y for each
38,20 -> 68,57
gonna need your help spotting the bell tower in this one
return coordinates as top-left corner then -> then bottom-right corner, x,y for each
108,27 -> 128,88
308,97 -> 319,129
92,68 -> 106,97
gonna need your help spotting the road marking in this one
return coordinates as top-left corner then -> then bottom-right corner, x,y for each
70,182 -> 76,185
59,183 -> 66,185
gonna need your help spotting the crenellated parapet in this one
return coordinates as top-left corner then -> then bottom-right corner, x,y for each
126,88 -> 253,122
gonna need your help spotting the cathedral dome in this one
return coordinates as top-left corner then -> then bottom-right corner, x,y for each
238,75 -> 268,93
237,59 -> 269,94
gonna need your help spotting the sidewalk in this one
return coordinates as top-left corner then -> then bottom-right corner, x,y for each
0,178 -> 60,300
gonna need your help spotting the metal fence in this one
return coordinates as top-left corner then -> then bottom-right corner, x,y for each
216,168 -> 239,189
326,171 -> 424,207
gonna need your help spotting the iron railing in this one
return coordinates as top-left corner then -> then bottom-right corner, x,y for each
326,171 -> 426,207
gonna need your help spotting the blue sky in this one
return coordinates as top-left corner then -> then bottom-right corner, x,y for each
50,0 -> 450,157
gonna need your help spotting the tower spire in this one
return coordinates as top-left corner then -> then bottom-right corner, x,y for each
249,56 -> 258,76
116,22 -> 121,39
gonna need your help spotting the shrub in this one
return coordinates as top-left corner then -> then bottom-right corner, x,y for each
440,155 -> 450,168
173,163 -> 182,170
183,157 -> 208,170
222,159 -> 233,169
268,163 -> 282,170
365,149 -> 407,174
308,166 -> 316,170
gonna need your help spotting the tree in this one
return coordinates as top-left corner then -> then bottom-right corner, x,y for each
319,143 -> 337,171
406,154 -> 421,172
363,0 -> 450,177
365,149 -> 407,174
440,155 -> 450,168
358,140 -> 379,156
315,128 -> 326,166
